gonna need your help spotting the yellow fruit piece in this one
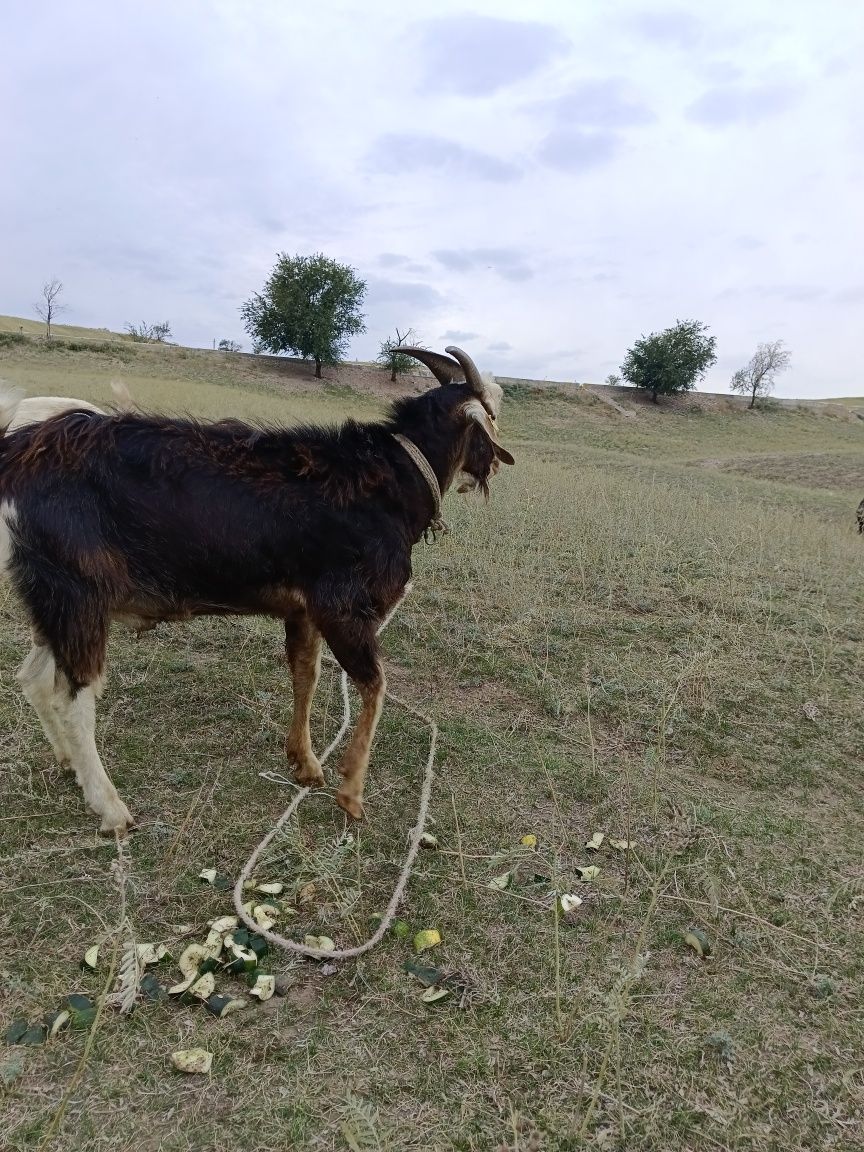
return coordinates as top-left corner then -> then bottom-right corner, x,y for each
170,1048 -> 213,1074
303,935 -> 336,953
684,929 -> 712,958
413,929 -> 441,953
249,974 -> 276,1001
421,986 -> 451,1004
559,893 -> 583,913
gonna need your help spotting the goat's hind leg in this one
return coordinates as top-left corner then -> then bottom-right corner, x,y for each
53,672 -> 133,835
284,608 -> 325,787
17,640 -> 73,770
32,602 -> 133,835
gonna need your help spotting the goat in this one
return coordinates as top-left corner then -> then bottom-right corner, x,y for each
1,380 -> 134,432
0,346 -> 514,833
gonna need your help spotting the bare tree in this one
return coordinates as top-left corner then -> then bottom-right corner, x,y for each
125,321 -> 173,343
730,340 -> 791,409
377,327 -> 422,381
35,278 -> 65,341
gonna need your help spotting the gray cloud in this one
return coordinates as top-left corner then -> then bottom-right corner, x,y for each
432,248 -> 533,282
686,82 -> 802,126
537,129 -> 620,173
834,286 -> 864,304
377,252 -> 429,275
764,285 -> 825,303
488,341 -> 513,352
415,15 -> 569,97
365,277 -> 447,312
717,284 -> 827,304
536,79 -> 655,128
365,134 -> 520,182
440,329 -> 480,341
631,10 -> 705,49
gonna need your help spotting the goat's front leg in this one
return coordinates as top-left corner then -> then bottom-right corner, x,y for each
318,620 -> 385,820
284,609 -> 325,787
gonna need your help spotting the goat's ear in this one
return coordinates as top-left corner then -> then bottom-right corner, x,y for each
464,400 -> 515,466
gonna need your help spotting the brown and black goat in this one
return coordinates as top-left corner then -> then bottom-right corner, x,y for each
0,347 -> 514,833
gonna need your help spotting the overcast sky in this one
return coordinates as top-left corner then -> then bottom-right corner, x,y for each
2,0 -> 863,397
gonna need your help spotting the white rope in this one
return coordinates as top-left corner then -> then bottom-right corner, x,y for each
233,607 -> 436,960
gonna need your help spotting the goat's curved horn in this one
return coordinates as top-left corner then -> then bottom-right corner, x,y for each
398,347 -> 463,387
444,346 -> 485,398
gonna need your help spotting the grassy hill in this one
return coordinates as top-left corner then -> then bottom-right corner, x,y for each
1,326 -> 863,1150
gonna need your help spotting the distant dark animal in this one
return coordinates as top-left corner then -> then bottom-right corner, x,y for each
0,346 -> 514,833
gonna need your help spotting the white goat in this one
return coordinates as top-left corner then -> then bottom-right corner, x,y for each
1,381 -> 134,432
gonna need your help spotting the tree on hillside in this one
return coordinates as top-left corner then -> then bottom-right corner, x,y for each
729,340 -> 790,409
218,338 -> 242,353
35,278 -> 65,341
125,321 -> 172,343
621,319 -> 717,403
377,327 -> 421,381
240,253 -> 366,379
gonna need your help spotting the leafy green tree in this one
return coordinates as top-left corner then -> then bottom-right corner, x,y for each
730,340 -> 790,409
241,253 -> 366,378
621,319 -> 717,403
377,327 -> 421,381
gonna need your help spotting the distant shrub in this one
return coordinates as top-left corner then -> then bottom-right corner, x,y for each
218,338 -> 242,353
0,332 -> 31,348
501,382 -> 532,402
39,338 -> 134,362
64,340 -> 128,355
126,321 -> 172,343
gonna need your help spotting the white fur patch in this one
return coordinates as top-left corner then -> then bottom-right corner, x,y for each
479,372 -> 503,418
6,396 -> 104,432
0,499 -> 18,577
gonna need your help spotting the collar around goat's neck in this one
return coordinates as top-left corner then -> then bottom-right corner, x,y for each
391,433 -> 449,544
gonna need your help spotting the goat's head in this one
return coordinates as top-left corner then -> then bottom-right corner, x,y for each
398,345 -> 515,495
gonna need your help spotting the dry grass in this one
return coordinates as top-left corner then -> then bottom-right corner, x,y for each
1,337 -> 863,1150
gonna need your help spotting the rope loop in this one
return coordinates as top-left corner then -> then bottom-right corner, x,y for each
233,612 -> 436,960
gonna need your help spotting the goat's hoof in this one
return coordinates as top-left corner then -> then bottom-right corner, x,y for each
98,803 -> 135,837
335,791 -> 365,821
294,764 -> 326,788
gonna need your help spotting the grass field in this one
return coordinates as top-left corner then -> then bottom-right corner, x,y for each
1,334 -> 863,1151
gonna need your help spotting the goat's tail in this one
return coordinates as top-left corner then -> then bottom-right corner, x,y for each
0,382 -> 25,434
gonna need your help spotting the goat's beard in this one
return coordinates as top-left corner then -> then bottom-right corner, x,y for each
456,472 -> 490,498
